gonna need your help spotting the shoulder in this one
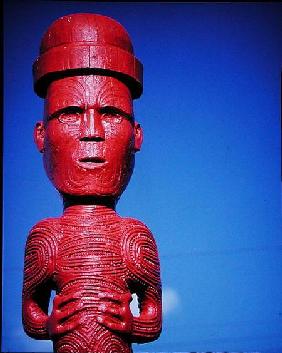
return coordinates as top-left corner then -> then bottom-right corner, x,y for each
23,218 -> 60,289
28,217 -> 60,235
121,217 -> 154,238
25,217 -> 60,258
27,217 -> 60,242
121,217 -> 157,251
121,217 -> 160,287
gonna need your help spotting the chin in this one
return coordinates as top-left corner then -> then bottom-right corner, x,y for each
44,155 -> 135,202
49,173 -> 133,201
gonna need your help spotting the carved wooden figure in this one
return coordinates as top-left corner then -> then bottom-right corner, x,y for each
22,14 -> 162,353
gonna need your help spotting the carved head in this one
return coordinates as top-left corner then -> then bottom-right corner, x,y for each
33,14 -> 143,199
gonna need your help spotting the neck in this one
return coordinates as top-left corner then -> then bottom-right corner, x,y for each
62,194 -> 117,212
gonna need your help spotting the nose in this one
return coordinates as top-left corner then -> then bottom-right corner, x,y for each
80,108 -> 105,141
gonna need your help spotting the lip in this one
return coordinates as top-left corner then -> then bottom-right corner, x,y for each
77,157 -> 107,169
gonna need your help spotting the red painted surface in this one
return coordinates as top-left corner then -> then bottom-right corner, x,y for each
22,14 -> 162,353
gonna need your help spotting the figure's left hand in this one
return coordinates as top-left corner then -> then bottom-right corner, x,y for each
97,291 -> 133,334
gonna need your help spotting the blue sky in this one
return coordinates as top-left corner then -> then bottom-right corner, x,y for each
3,1 -> 282,352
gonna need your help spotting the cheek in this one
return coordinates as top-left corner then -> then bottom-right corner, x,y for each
105,122 -> 134,155
43,124 -> 79,175
46,122 -> 78,140
44,124 -> 78,155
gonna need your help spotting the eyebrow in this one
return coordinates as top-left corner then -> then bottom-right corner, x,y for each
46,105 -> 134,122
46,106 -> 83,121
99,106 -> 134,122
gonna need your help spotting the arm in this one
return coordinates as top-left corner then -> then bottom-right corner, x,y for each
123,219 -> 162,343
96,281 -> 161,343
130,281 -> 162,343
22,220 -> 57,339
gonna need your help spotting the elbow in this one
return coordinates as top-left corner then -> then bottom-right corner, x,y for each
151,319 -> 163,341
143,324 -> 162,343
133,310 -> 162,343
22,318 -> 49,340
147,304 -> 162,341
133,325 -> 162,344
154,323 -> 162,340
22,303 -> 49,340
147,315 -> 162,342
22,323 -> 38,340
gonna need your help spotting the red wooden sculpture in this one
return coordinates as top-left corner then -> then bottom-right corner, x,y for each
22,13 -> 162,353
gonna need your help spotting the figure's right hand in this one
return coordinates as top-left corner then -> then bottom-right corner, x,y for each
47,292 -> 84,338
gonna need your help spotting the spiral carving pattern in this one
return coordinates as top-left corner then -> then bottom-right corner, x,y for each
23,211 -> 161,351
121,219 -> 160,288
55,331 -> 89,353
22,219 -> 59,338
23,220 -> 58,294
94,329 -> 131,353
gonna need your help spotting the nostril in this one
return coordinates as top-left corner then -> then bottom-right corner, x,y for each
80,136 -> 104,142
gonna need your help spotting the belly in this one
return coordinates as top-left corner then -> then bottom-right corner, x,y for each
53,323 -> 132,353
53,253 -> 130,353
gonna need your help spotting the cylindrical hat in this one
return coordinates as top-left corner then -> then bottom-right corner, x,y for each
33,13 -> 143,99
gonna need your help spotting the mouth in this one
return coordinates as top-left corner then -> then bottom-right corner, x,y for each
78,157 -> 107,169
80,157 -> 105,163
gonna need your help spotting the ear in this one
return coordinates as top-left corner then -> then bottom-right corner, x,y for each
133,121 -> 143,152
34,121 -> 45,153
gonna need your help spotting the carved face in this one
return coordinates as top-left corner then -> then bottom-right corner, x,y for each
34,75 -> 143,198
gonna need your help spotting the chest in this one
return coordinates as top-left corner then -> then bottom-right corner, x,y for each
56,222 -> 124,274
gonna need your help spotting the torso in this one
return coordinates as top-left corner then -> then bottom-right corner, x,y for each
52,206 -> 132,353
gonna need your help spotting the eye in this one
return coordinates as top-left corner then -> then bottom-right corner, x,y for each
100,106 -> 123,123
100,106 -> 134,124
57,106 -> 83,125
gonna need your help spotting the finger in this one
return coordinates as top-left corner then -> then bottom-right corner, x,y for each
97,315 -> 129,333
57,302 -> 84,323
53,291 -> 84,310
98,291 -> 132,304
98,303 -> 121,318
52,317 -> 83,337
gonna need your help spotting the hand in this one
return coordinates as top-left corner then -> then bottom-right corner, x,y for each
47,292 -> 84,338
97,291 -> 133,335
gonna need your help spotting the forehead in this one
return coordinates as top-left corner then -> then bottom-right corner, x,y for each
45,75 -> 133,113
